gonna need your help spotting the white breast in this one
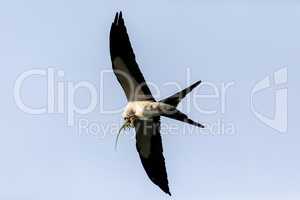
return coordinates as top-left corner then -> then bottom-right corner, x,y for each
123,101 -> 173,119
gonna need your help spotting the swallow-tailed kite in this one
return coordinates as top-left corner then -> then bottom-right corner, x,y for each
109,12 -> 204,196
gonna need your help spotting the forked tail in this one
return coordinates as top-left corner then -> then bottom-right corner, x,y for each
160,81 -> 201,107
159,80 -> 204,128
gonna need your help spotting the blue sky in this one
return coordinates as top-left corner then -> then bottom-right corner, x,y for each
0,1 -> 299,199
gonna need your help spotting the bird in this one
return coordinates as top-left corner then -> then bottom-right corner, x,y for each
109,11 -> 204,196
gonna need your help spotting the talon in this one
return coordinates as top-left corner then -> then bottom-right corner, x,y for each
129,116 -> 136,127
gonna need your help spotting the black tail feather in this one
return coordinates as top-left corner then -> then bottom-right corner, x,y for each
160,81 -> 201,107
161,109 -> 204,128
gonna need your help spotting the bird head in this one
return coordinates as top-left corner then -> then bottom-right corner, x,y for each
115,115 -> 136,149
119,115 -> 136,131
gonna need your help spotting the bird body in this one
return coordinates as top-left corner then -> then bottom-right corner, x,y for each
109,12 -> 204,195
122,101 -> 174,120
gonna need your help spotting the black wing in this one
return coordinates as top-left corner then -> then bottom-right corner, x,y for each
134,117 -> 171,195
110,12 -> 154,101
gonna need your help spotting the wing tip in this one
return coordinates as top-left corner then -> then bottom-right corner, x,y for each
164,188 -> 172,196
156,178 -> 171,196
157,182 -> 171,196
113,12 -> 118,23
113,11 -> 124,25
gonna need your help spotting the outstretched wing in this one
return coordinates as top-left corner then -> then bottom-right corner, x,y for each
134,117 -> 171,195
110,12 -> 154,101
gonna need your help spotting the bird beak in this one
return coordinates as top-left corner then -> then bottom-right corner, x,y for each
115,120 -> 130,150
